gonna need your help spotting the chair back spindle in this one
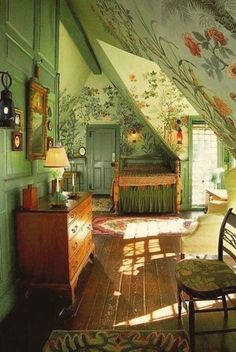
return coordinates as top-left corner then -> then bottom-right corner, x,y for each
218,208 -> 236,261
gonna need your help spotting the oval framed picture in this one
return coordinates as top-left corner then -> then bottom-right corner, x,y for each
47,120 -> 53,131
79,146 -> 86,156
47,106 -> 52,117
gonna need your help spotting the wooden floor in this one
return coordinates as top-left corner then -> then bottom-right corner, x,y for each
1,211 -> 236,351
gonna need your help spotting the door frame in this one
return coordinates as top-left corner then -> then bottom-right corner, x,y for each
189,116 -> 224,209
86,123 -> 120,193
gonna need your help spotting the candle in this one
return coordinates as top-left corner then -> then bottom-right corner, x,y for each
72,173 -> 75,188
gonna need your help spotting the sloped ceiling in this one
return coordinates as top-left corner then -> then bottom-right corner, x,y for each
66,0 -> 236,158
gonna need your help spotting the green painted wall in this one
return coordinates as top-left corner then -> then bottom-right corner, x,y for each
0,0 -> 59,322
59,22 -> 91,96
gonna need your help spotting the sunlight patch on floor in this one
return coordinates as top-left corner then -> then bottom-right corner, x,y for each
113,299 -> 230,327
123,218 -> 186,239
120,239 -> 175,275
114,303 -> 180,327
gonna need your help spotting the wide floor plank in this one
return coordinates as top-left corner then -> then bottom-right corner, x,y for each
65,233 -> 236,351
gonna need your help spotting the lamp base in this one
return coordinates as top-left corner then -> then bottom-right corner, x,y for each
67,192 -> 80,200
50,192 -> 67,208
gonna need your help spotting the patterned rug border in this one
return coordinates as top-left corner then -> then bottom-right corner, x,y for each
92,215 -> 193,237
43,329 -> 189,352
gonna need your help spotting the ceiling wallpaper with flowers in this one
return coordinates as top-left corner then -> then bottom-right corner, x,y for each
68,0 -> 236,158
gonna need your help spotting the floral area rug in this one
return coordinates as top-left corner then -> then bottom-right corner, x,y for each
43,330 -> 189,352
92,196 -> 113,213
92,216 -> 193,238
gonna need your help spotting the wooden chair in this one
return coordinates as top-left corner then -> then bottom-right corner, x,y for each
176,208 -> 236,351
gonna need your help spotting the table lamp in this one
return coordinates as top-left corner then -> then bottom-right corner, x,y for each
45,145 -> 70,206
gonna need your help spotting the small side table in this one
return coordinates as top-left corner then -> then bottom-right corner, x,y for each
62,171 -> 80,192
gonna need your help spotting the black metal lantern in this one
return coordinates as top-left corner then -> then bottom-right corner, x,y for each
0,71 -> 15,128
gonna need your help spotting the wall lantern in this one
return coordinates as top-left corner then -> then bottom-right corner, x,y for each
176,119 -> 183,145
177,127 -> 183,144
0,71 -> 15,128
131,129 -> 137,143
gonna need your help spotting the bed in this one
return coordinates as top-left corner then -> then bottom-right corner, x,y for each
112,158 -> 181,214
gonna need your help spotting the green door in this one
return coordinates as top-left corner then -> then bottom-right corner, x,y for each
87,126 -> 119,195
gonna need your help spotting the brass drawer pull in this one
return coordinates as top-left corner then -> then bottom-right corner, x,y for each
71,225 -> 78,233
72,242 -> 78,250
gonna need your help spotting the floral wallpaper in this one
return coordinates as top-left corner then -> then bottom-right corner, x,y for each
72,0 -> 236,158
59,74 -> 165,158
129,70 -> 191,159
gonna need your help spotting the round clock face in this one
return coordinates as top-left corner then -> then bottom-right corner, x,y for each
79,147 -> 86,156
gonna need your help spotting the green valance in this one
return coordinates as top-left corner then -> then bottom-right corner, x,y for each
119,185 -> 176,214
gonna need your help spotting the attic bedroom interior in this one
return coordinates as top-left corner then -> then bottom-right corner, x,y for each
1,1 -> 236,351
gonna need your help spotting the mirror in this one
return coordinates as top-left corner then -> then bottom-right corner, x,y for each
27,79 -> 49,160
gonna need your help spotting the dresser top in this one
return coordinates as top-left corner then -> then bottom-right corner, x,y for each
18,192 -> 91,213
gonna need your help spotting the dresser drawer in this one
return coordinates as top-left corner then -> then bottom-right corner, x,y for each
68,207 -> 92,240
68,196 -> 92,223
68,221 -> 92,258
69,233 -> 93,280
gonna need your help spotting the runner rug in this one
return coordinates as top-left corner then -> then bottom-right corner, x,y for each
43,329 -> 189,352
92,216 -> 194,238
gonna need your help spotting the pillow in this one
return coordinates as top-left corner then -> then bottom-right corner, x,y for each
182,221 -> 199,236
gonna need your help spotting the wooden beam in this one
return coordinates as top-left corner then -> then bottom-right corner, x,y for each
60,0 -> 101,74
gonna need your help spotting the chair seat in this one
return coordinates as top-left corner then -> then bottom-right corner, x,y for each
176,259 -> 236,295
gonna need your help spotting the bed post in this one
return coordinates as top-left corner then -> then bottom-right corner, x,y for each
113,161 -> 119,214
175,160 -> 181,214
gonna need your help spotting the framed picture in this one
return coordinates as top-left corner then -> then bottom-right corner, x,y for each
79,146 -> 86,156
12,131 -> 23,151
47,106 -> 52,117
14,108 -> 23,129
27,78 -> 49,160
47,120 -> 53,131
47,136 -> 54,150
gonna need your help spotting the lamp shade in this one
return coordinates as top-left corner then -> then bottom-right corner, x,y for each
45,146 -> 70,168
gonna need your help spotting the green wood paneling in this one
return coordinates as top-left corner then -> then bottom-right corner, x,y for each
7,0 -> 34,49
6,39 -> 33,76
38,0 -> 57,69
0,212 -> 8,293
0,0 -> 60,322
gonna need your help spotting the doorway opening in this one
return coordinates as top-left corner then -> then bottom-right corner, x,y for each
191,122 -> 218,208
87,124 -> 119,195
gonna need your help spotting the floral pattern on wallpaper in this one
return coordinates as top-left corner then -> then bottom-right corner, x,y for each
128,70 -> 190,159
59,85 -> 164,158
90,0 -> 236,157
160,1 -> 236,33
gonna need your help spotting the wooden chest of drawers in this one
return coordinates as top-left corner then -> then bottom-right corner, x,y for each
16,192 -> 94,304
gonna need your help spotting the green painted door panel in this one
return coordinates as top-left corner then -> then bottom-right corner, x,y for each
180,160 -> 190,211
38,0 -> 57,69
88,127 -> 117,194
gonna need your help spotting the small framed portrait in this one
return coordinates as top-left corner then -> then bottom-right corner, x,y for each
47,120 -> 53,131
47,136 -> 54,150
14,108 -> 23,129
79,146 -> 86,156
12,131 -> 23,151
47,106 -> 52,117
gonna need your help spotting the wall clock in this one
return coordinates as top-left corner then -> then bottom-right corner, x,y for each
79,146 -> 86,156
